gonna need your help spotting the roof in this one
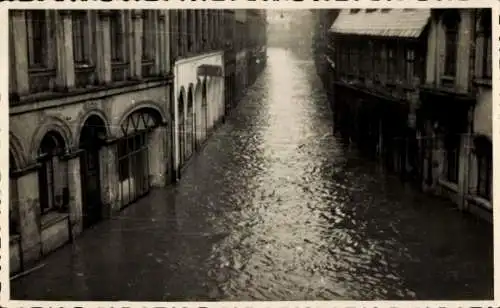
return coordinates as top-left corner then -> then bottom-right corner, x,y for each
329,9 -> 431,38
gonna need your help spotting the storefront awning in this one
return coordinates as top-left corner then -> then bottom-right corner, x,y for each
197,65 -> 223,78
329,9 -> 430,38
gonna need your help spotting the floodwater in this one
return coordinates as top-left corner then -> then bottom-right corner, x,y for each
11,48 -> 493,301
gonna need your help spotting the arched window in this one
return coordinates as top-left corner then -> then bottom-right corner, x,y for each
38,131 -> 68,214
474,136 -> 492,200
442,10 -> 460,78
117,110 -> 160,208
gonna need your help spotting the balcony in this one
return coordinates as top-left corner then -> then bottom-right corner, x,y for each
75,64 -> 97,89
111,62 -> 130,82
28,67 -> 57,94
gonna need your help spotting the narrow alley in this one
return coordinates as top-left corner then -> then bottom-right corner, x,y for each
11,48 -> 493,301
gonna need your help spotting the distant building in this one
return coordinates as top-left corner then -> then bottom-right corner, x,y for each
310,9 -> 340,97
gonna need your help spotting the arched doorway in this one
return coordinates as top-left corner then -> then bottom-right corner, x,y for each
178,88 -> 186,167
38,131 -> 69,215
201,79 -> 208,142
79,115 -> 107,228
186,84 -> 194,159
117,109 -> 161,208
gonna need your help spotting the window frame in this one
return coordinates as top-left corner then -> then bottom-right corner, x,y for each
72,10 -> 92,66
405,47 -> 416,85
442,10 -> 460,79
38,133 -> 69,215
26,10 -> 50,69
479,10 -> 492,80
110,10 -> 126,63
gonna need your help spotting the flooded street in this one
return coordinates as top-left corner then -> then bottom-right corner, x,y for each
11,48 -> 493,301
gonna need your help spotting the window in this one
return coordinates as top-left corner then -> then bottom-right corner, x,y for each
444,134 -> 460,183
350,45 -> 359,76
475,136 -> 492,200
443,10 -> 460,78
110,11 -> 125,63
142,10 -> 156,77
196,10 -> 202,51
38,132 -> 68,215
26,10 -> 49,68
187,10 -> 194,52
142,10 -> 154,61
72,11 -> 90,65
387,46 -> 396,80
177,10 -> 184,56
405,48 -> 416,85
373,43 -> 383,81
478,10 -> 492,79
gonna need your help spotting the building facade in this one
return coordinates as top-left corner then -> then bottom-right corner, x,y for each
172,9 -> 267,180
321,8 -> 492,222
417,9 -> 492,221
330,9 -> 429,174
9,9 -> 267,275
311,9 -> 340,96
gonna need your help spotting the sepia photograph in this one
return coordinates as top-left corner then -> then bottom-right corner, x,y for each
7,7 -> 494,302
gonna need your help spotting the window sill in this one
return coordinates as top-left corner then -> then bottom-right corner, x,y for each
41,211 -> 69,230
466,194 -> 492,211
438,178 -> 459,193
75,64 -> 95,72
473,78 -> 492,87
28,67 -> 56,75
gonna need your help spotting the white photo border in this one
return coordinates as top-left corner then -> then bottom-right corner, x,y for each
1,0 -> 498,307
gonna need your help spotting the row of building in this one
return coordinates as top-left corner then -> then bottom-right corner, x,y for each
8,9 -> 267,275
312,8 -> 493,222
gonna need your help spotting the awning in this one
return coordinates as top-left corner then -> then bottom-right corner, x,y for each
197,65 -> 223,78
329,9 -> 431,38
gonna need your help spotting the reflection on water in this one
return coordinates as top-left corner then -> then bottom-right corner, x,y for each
11,48 -> 493,301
